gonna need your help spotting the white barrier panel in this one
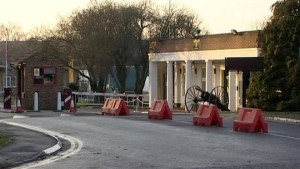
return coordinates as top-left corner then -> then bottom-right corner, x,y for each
72,92 -> 149,110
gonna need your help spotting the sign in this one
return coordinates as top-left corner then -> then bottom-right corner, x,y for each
34,68 -> 40,76
193,39 -> 200,50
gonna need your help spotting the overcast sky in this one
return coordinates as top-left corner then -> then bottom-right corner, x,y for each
0,0 -> 278,34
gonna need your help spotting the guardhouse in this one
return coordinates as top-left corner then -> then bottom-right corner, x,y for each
0,41 -> 77,111
17,51 -> 69,110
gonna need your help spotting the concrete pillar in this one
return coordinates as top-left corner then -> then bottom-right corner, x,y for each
229,70 -> 236,111
237,71 -> 243,108
185,60 -> 192,92
34,92 -> 39,111
57,92 -> 62,111
206,59 -> 213,92
180,65 -> 185,107
174,62 -> 181,108
215,64 -> 221,87
185,60 -> 192,111
167,61 -> 173,109
149,61 -> 158,108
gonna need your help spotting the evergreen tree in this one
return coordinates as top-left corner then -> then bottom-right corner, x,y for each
247,0 -> 300,111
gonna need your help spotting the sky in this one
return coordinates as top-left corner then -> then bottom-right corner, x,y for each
0,0 -> 279,34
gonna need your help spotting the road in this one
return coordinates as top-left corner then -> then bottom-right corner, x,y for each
3,111 -> 300,169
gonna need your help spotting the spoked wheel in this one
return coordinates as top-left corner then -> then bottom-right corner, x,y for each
185,85 -> 203,113
210,86 -> 229,111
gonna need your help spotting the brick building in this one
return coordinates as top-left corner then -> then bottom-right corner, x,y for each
0,41 -> 37,91
0,41 -> 73,110
148,30 -> 263,111
20,51 -> 68,110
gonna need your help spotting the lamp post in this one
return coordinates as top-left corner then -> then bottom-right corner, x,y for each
5,40 -> 8,88
168,0 -> 171,39
10,62 -> 26,102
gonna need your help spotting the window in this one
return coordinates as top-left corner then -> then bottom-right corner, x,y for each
3,76 -> 17,88
33,68 -> 56,85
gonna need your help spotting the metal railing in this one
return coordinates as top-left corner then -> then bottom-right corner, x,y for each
0,90 -> 150,111
72,92 -> 149,111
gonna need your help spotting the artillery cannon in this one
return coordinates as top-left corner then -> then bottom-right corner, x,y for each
185,85 -> 230,113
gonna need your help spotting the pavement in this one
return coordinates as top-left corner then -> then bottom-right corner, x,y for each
0,108 -> 65,168
0,106 -> 71,169
0,122 -> 61,169
0,106 -> 299,169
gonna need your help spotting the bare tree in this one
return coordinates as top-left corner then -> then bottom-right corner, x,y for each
151,6 -> 203,39
0,23 -> 26,41
33,0 -> 207,94
43,2 -> 117,92
108,1 -> 156,93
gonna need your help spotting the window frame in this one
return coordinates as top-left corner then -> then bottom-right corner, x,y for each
33,67 -> 56,85
3,75 -> 17,88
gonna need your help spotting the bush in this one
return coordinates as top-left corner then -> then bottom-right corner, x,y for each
276,96 -> 300,111
69,83 -> 79,91
0,133 -> 10,148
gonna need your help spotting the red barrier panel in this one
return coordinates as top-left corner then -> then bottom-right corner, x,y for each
233,108 -> 268,133
193,104 -> 223,126
101,98 -> 114,115
148,100 -> 172,120
110,98 -> 129,116
101,98 -> 129,116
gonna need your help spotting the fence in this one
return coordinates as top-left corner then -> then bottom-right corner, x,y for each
0,90 -> 150,111
72,92 -> 149,111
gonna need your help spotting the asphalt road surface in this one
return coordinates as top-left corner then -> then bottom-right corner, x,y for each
2,112 -> 300,169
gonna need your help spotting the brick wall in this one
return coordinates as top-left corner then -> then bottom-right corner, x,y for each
154,30 -> 260,53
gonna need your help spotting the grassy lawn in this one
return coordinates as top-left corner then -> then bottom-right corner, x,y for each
264,111 -> 300,120
0,133 -> 10,148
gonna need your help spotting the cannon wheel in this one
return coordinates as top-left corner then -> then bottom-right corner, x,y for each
210,86 -> 229,110
185,85 -> 203,113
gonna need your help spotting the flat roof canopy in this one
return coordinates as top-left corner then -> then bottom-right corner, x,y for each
225,57 -> 264,72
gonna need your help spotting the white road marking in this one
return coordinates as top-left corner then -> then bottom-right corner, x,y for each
2,122 -> 83,169
168,120 -> 300,141
13,115 -> 28,118
61,113 -> 73,117
266,133 -> 300,141
173,120 -> 192,124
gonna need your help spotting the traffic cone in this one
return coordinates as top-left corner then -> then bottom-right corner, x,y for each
16,96 -> 24,113
69,96 -> 76,113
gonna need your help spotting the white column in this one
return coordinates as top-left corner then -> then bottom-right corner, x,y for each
180,65 -> 185,107
229,70 -> 236,111
185,60 -> 192,111
174,63 -> 181,107
205,59 -> 213,92
167,61 -> 173,109
215,64 -> 220,87
185,60 -> 192,92
149,61 -> 158,108
237,71 -> 242,108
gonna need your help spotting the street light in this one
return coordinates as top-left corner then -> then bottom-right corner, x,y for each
231,29 -> 239,35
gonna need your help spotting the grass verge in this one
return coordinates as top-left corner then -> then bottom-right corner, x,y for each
0,132 -> 10,148
264,112 -> 300,120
